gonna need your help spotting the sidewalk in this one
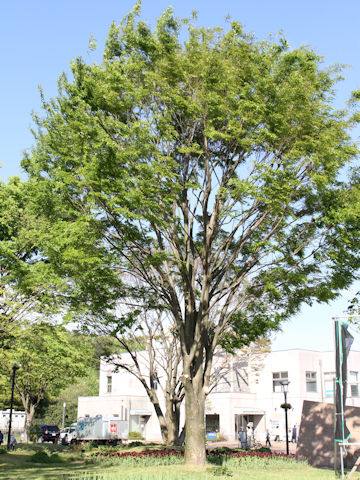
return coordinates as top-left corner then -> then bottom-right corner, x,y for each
207,440 -> 297,455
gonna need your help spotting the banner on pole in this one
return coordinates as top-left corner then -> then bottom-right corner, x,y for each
335,321 -> 354,442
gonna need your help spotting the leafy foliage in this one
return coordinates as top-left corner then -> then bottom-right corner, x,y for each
22,3 -> 360,464
0,178 -> 68,349
39,367 -> 99,426
0,322 -> 92,438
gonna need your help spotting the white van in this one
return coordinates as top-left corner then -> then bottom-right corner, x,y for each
59,423 -> 77,443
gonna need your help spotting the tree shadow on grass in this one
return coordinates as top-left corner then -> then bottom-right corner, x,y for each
0,458 -> 104,480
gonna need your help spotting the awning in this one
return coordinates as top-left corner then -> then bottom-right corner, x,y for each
130,410 -> 152,416
234,408 -> 265,415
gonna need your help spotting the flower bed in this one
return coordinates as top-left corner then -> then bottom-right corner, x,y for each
94,449 -> 184,459
209,449 -> 295,459
91,448 -> 297,466
92,449 -> 184,465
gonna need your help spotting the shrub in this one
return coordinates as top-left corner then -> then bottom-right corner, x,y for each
29,424 -> 42,442
28,449 -> 64,464
126,441 -> 144,448
255,447 -> 272,453
128,431 -> 144,440
210,447 -> 234,454
207,465 -> 233,477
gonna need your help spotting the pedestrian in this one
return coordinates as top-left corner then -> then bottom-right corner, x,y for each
266,430 -> 271,447
9,435 -> 17,451
20,432 -> 24,442
291,425 -> 297,443
238,427 -> 247,449
246,424 -> 253,449
0,430 -> 3,445
61,434 -> 69,446
274,426 -> 280,442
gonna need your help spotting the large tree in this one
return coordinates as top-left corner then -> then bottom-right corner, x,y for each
23,5 -> 360,464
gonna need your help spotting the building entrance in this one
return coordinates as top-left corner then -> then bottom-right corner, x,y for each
206,414 -> 220,439
234,413 -> 263,440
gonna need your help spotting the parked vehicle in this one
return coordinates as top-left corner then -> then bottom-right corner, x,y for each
76,415 -> 128,445
38,425 -> 60,443
59,423 -> 77,444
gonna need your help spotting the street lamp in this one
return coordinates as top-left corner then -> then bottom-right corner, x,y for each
280,380 -> 290,456
62,402 -> 66,429
7,364 -> 20,450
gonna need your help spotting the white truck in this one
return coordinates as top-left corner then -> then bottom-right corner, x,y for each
59,423 -> 77,444
76,415 -> 128,445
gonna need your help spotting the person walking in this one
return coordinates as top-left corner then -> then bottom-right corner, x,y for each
291,425 -> 297,443
265,430 -> 271,447
238,427 -> 247,449
246,424 -> 253,449
0,431 -> 3,445
9,435 -> 17,451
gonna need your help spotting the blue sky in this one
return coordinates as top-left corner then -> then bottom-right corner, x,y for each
2,0 -> 360,350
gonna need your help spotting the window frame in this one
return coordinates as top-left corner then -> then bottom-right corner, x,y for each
107,375 -> 112,393
306,371 -> 317,393
272,371 -> 288,392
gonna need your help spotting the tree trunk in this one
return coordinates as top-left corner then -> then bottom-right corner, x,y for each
150,396 -> 170,444
24,404 -> 35,443
165,398 -> 180,445
183,379 -> 206,465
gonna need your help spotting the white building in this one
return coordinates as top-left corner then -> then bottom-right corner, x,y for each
0,409 -> 26,435
78,349 -> 360,442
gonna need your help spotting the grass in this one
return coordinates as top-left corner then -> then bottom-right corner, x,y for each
0,444 -> 359,480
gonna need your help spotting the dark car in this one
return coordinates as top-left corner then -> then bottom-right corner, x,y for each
39,425 -> 60,443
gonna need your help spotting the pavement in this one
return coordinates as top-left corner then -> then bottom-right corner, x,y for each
206,440 -> 297,455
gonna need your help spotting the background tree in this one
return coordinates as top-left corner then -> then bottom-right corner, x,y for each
0,322 -> 92,441
101,309 -> 185,445
40,368 -> 99,426
84,309 -> 268,445
0,177 -> 72,349
39,333 -> 127,426
23,5 -> 360,464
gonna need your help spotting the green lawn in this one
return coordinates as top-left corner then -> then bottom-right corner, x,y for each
0,444 -> 359,480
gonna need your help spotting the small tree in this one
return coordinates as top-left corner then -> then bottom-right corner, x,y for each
24,5 -> 360,464
0,322 -> 91,441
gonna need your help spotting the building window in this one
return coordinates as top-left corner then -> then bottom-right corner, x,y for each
272,372 -> 288,392
107,376 -> 112,393
350,371 -> 359,397
324,372 -> 335,397
306,371 -> 317,392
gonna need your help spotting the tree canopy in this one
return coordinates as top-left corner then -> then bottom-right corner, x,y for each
23,4 -> 360,464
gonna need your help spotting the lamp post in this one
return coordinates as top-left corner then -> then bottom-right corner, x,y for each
280,380 -> 290,456
62,402 -> 66,429
7,364 -> 20,450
